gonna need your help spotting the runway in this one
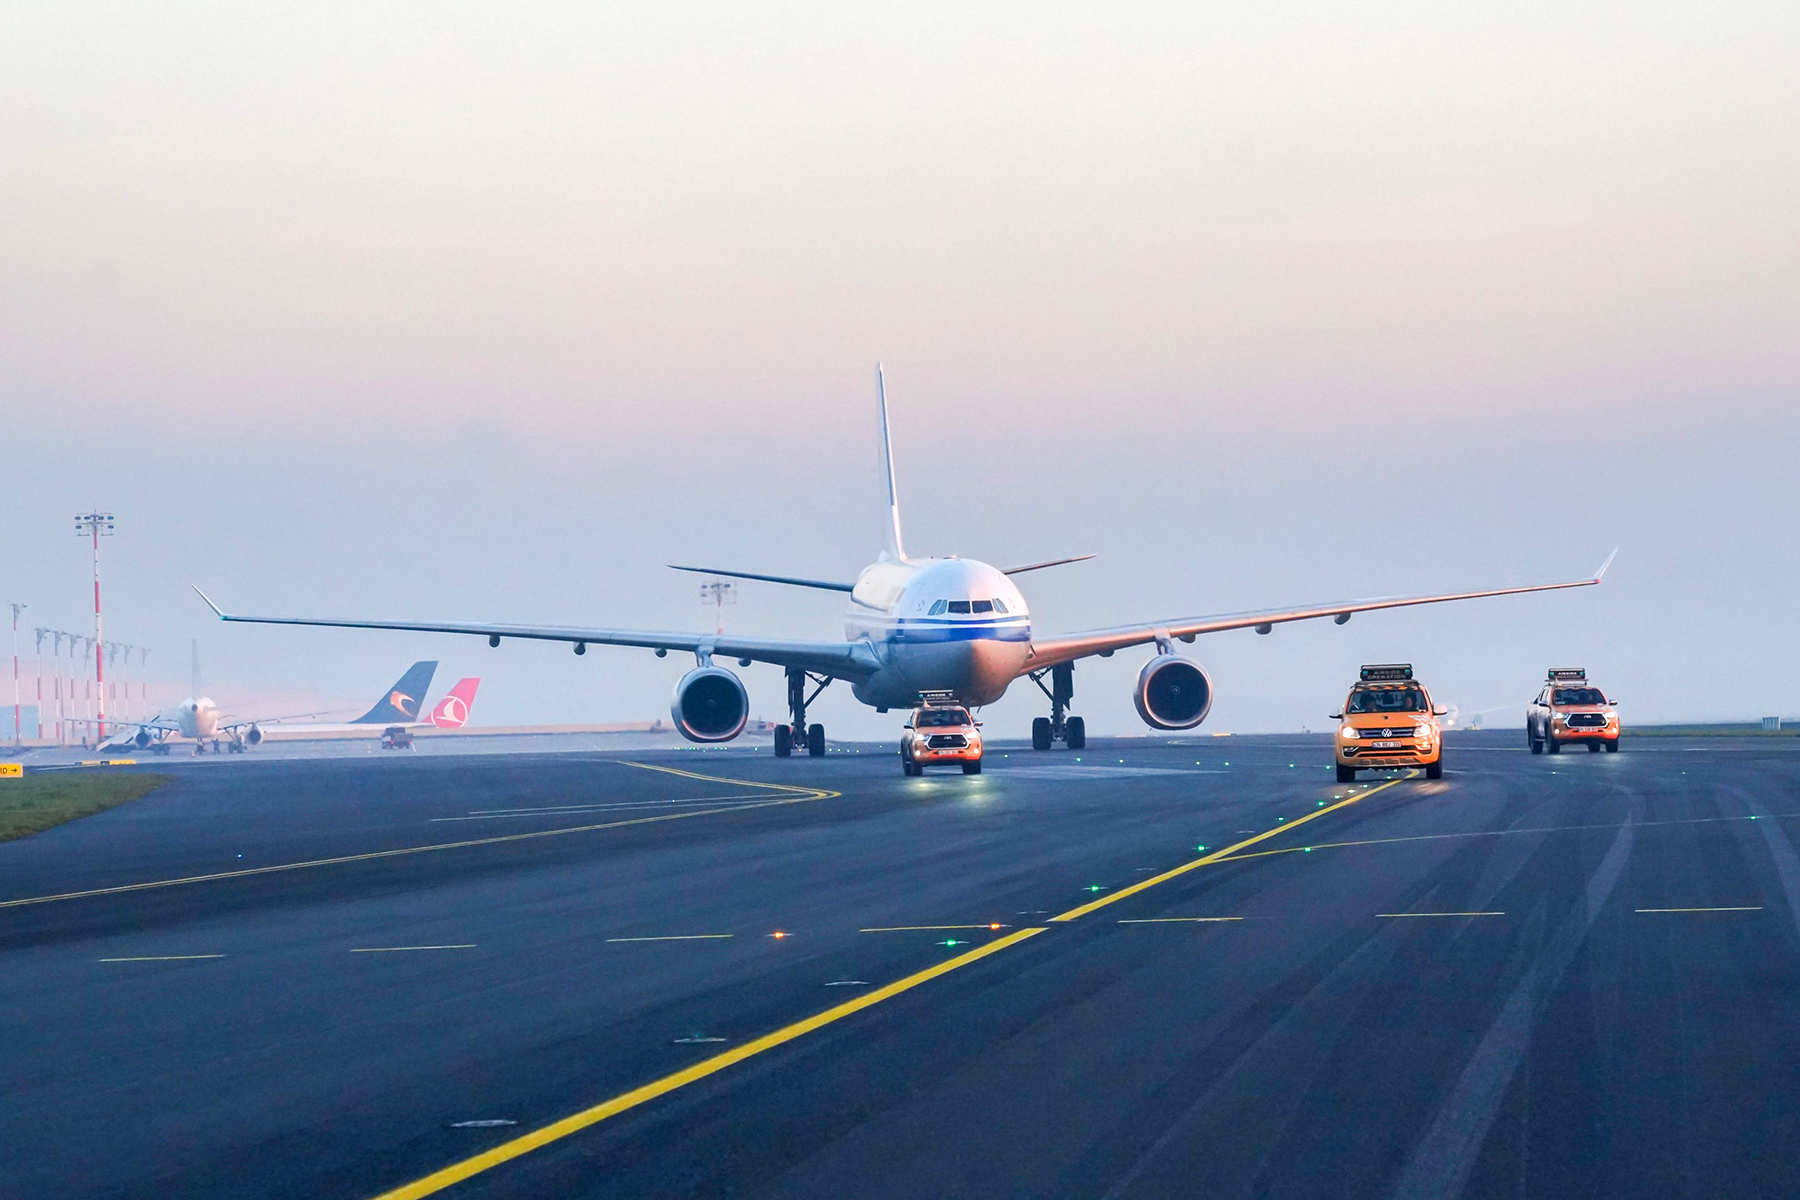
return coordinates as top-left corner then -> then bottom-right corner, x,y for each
5,731 -> 1800,1199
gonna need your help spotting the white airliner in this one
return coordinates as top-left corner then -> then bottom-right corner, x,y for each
95,662 -> 476,754
199,368 -> 1614,758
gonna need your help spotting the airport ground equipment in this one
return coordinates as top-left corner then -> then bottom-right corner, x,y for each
900,701 -> 983,775
1332,664 -> 1446,783
196,367 -> 1614,762
1527,668 -> 1620,754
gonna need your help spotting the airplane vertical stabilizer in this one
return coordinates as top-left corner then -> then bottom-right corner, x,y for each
353,661 -> 439,723
429,678 -> 480,728
875,364 -> 908,562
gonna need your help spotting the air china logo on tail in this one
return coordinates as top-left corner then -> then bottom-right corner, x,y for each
431,679 -> 480,729
390,690 -> 418,716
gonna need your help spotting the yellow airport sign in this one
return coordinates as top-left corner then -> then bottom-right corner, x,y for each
0,762 -> 22,778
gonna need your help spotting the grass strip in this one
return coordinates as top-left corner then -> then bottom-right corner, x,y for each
0,772 -> 173,841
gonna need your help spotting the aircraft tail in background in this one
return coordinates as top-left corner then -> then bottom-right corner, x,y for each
429,678 -> 480,729
353,661 -> 439,724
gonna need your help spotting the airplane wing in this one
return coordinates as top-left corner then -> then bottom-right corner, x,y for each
193,589 -> 883,682
1020,551 -> 1616,673
68,715 -> 179,734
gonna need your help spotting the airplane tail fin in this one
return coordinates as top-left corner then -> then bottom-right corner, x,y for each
429,678 -> 480,728
876,364 -> 907,562
353,661 -> 439,724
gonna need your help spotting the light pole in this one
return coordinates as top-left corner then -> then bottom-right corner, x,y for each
75,511 -> 114,740
139,647 -> 151,715
699,580 -> 737,635
9,602 -> 23,745
50,631 -> 66,743
33,627 -> 47,742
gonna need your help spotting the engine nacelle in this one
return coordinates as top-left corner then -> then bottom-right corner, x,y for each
1133,655 -> 1214,730
670,666 -> 749,743
134,729 -> 153,748
245,724 -> 263,745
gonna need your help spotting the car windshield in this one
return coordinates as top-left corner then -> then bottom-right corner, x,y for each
1554,688 -> 1607,706
1347,687 -> 1427,714
915,708 -> 970,727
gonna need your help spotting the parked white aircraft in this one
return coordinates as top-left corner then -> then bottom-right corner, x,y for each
96,661 -> 472,754
198,367 -> 1614,757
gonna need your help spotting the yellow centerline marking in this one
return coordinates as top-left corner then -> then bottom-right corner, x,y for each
1,763 -> 839,909
368,768 -> 1421,1199
859,924 -> 1008,932
1635,906 -> 1762,913
1378,911 -> 1505,918
98,954 -> 225,962
367,927 -> 1046,1200
605,935 -> 734,943
350,945 -> 477,953
1048,772 -> 1416,922
1117,917 -> 1243,924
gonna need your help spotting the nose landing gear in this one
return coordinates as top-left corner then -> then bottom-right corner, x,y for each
774,667 -> 830,758
1028,662 -> 1086,750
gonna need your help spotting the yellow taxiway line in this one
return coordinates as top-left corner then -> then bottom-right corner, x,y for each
0,762 -> 838,910
367,770 -> 1419,1199
368,927 -> 1046,1200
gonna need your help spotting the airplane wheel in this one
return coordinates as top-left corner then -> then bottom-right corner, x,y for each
1066,716 -> 1086,750
807,723 -> 825,757
1337,764 -> 1356,783
774,725 -> 792,757
1425,759 -> 1443,780
1031,718 -> 1052,750
963,759 -> 982,775
1605,738 -> 1620,752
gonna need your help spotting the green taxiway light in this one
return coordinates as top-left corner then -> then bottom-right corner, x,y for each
1086,884 -> 1107,892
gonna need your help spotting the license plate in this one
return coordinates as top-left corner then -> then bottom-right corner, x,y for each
1372,740 -> 1401,749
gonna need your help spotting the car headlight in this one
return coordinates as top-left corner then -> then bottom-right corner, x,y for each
1340,726 -> 1359,740
1414,725 -> 1432,738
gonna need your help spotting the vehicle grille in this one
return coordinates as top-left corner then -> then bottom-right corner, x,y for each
1565,713 -> 1607,728
926,734 -> 968,749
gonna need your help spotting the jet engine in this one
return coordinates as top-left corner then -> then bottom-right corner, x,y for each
671,666 -> 749,742
245,725 -> 263,745
1133,655 -> 1214,730
134,729 -> 152,748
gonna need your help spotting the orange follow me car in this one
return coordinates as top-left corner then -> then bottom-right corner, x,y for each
1526,667 -> 1620,754
900,698 -> 984,776
1332,664 -> 1446,783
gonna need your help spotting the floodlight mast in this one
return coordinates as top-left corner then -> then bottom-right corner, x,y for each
9,602 -> 24,745
75,511 -> 114,740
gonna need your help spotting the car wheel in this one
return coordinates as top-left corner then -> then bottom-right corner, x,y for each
1066,716 -> 1086,750
1587,741 -> 1601,753
1336,764 -> 1356,783
1528,724 -> 1542,754
1605,738 -> 1620,753
1546,736 -> 1561,754
1031,717 -> 1052,750
1425,759 -> 1443,780
963,759 -> 981,775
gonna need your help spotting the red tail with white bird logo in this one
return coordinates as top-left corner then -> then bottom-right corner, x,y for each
429,678 -> 480,729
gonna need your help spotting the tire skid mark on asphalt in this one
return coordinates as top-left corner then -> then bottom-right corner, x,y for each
0,763 -> 840,910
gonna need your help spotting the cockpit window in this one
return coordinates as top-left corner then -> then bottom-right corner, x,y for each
927,600 -> 947,616
916,708 -> 971,727
991,598 -> 1009,614
971,600 -> 993,613
1347,687 -> 1427,714
1553,688 -> 1607,706
948,601 -> 971,613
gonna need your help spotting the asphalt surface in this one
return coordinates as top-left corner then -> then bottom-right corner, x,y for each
6,731 -> 1800,1199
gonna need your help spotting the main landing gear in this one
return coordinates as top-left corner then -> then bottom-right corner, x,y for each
773,666 -> 828,758
1028,662 -> 1086,750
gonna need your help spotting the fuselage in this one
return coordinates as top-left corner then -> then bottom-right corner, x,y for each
845,557 -> 1031,709
177,697 -> 221,740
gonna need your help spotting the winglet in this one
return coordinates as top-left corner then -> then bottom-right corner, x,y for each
1593,548 -> 1618,582
192,586 -> 225,618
